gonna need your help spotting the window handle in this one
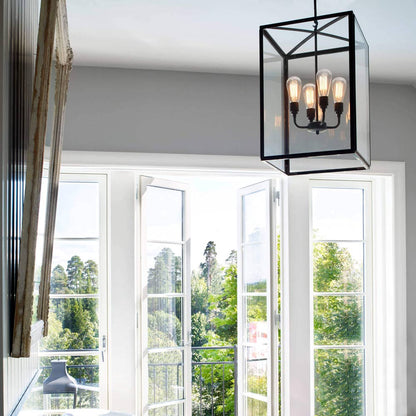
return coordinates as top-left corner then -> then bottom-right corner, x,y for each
101,335 -> 107,362
184,330 -> 192,347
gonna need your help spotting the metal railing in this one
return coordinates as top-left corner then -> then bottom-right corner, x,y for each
40,346 -> 238,415
147,346 -> 237,416
191,346 -> 237,416
40,360 -> 100,409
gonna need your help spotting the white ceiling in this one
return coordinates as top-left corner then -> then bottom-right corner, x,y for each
67,0 -> 416,84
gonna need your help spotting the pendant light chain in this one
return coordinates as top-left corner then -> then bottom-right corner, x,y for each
313,0 -> 319,123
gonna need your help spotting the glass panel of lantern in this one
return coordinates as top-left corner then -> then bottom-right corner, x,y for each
260,12 -> 370,175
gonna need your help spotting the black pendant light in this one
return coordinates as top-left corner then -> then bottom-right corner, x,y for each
260,1 -> 370,175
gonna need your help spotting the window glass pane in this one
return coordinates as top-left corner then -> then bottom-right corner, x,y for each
312,188 -> 364,241
146,186 -> 183,242
148,350 -> 184,405
149,404 -> 184,416
245,296 -> 268,343
33,177 -> 104,414
243,242 -> 267,292
314,295 -> 363,345
148,297 -> 183,348
50,250 -> 99,295
51,240 -> 99,290
246,397 -> 267,416
147,243 -> 182,294
53,182 -> 100,239
23,355 -> 100,411
314,349 -> 364,416
312,184 -> 367,415
242,189 -> 267,243
313,242 -> 364,292
42,298 -> 99,350
245,345 -> 268,396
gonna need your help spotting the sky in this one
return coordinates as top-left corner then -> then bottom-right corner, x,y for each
37,174 -> 272,275
162,174 -> 272,271
37,174 -> 365,277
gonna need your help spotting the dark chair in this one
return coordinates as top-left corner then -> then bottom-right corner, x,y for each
43,360 -> 78,408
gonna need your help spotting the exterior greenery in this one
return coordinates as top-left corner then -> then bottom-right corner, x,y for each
313,242 -> 364,416
191,244 -> 237,416
26,236 -> 363,415
29,255 -> 101,411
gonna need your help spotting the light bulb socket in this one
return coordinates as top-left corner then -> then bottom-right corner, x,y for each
306,108 -> 315,123
334,102 -> 344,116
319,96 -> 329,112
290,101 -> 299,116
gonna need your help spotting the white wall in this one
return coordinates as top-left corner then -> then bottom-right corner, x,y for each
63,66 -> 416,414
370,83 -> 416,415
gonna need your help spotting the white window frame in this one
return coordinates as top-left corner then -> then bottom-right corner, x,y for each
138,175 -> 192,416
284,162 -> 406,416
237,179 -> 280,416
59,152 -> 406,416
309,179 -> 373,415
39,171 -> 109,409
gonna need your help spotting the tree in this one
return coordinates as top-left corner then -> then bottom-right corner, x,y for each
194,252 -> 238,415
191,271 -> 209,316
313,242 -> 363,416
200,241 -> 221,292
209,262 -> 237,345
82,259 -> 99,293
67,255 -> 84,293
191,312 -> 209,347
313,242 -> 361,292
42,255 -> 101,410
148,247 -> 182,295
50,265 -> 68,294
226,250 -> 237,266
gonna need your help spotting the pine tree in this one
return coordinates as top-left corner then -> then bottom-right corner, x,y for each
66,255 -> 84,294
200,241 -> 221,292
50,264 -> 68,294
82,259 -> 99,294
148,247 -> 181,294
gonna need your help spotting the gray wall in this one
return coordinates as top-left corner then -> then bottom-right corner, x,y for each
63,67 -> 259,155
64,66 -> 416,413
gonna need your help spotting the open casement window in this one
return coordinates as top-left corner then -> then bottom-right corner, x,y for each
237,180 -> 281,416
140,176 -> 191,416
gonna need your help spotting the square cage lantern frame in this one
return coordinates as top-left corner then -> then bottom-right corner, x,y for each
260,11 -> 370,175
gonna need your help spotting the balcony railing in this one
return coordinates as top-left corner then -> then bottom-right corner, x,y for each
36,346 -> 237,415
191,346 -> 237,416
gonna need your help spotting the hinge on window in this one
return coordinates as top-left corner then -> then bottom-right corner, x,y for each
274,190 -> 280,206
275,312 -> 281,329
136,185 -> 139,200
